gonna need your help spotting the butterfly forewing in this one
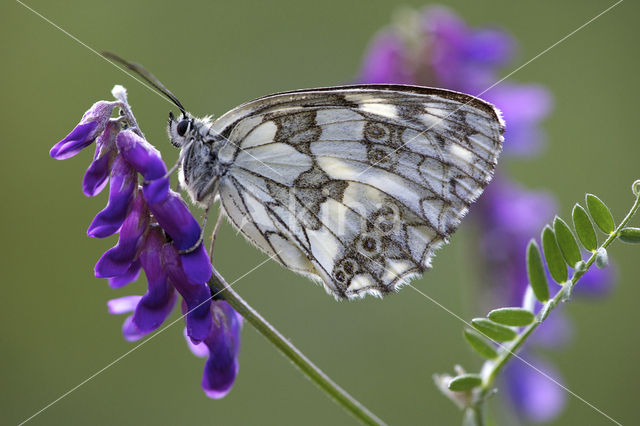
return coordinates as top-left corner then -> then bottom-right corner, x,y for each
212,85 -> 504,299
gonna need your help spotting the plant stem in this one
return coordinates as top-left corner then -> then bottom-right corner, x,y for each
470,193 -> 640,421
207,269 -> 386,426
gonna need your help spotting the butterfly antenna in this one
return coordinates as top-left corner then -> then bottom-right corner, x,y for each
103,51 -> 187,116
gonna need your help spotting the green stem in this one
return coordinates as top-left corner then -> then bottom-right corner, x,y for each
208,269 -> 386,426
470,192 -> 640,421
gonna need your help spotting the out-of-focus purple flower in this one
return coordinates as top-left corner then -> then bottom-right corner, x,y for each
51,87 -> 242,398
357,6 -> 614,422
475,176 -> 556,305
357,5 -> 550,157
504,354 -> 566,423
358,31 -> 413,84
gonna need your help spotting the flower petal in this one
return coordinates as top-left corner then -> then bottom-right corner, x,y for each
116,130 -> 167,181
83,121 -> 120,196
108,260 -> 141,288
95,192 -> 149,277
184,327 -> 209,358
87,155 -> 137,238
201,301 -> 242,399
142,177 -> 171,204
50,121 -> 99,160
122,315 -> 146,342
107,295 -> 142,315
133,227 -> 178,333
145,190 -> 201,251
180,244 -> 213,284
50,101 -> 117,159
162,243 -> 212,342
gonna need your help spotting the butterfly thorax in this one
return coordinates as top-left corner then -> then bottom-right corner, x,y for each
168,114 -> 227,206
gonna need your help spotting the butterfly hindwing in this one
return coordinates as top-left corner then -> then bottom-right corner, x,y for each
213,85 -> 504,299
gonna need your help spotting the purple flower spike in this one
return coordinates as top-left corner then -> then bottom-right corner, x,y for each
95,192 -> 150,278
50,101 -> 117,159
83,121 -> 120,196
133,227 -> 177,332
87,156 -> 137,238
145,190 -> 202,251
109,260 -> 141,288
116,130 -> 168,181
201,301 -> 243,399
162,243 -> 212,342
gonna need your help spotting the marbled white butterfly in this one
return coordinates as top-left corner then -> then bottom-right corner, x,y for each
110,55 -> 504,299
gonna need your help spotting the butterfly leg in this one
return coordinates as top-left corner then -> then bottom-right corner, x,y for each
208,209 -> 224,263
178,204 -> 210,255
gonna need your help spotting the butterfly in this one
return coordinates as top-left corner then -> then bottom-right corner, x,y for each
108,54 -> 504,299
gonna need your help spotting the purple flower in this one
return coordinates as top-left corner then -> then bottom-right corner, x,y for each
50,101 -> 117,160
51,87 -> 242,398
83,120 -> 119,196
357,5 -> 550,157
185,301 -> 243,399
87,155 -> 137,238
504,354 -> 566,423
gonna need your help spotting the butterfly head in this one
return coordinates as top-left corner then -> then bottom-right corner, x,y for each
167,111 -> 194,147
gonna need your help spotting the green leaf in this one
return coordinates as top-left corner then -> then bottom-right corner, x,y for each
488,307 -> 535,327
586,194 -> 615,234
471,318 -> 517,342
542,226 -> 568,284
526,240 -> 549,302
553,217 -> 582,267
619,227 -> 640,244
448,374 -> 483,392
595,247 -> 609,269
463,329 -> 498,359
572,204 -> 597,251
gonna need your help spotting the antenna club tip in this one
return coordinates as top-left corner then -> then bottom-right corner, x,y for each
111,85 -> 127,100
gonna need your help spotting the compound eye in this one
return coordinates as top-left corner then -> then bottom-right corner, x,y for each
176,119 -> 190,136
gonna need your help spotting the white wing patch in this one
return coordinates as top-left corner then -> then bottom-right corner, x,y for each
208,85 -> 504,299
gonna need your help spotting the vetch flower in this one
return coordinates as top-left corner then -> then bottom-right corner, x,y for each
83,120 -> 119,197
185,300 -> 243,399
50,101 -> 118,160
87,155 -> 138,239
503,354 -> 566,423
51,86 -> 242,398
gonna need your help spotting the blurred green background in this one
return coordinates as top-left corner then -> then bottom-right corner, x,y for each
2,0 -> 639,424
